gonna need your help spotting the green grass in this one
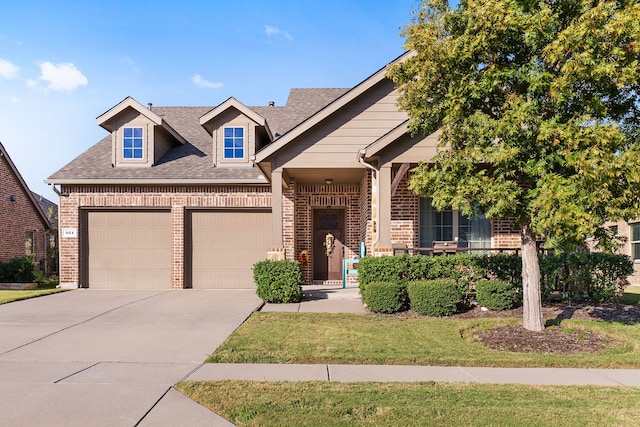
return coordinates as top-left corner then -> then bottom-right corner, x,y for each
621,285 -> 640,305
208,312 -> 640,368
0,287 -> 67,305
176,380 -> 640,426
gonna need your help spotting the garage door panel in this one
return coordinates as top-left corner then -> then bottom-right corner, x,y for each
190,210 -> 271,289
87,211 -> 171,289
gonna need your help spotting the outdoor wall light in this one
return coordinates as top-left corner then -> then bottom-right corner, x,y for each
9,195 -> 16,202
325,178 -> 332,185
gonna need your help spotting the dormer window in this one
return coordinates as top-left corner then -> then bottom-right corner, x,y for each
223,127 -> 245,159
123,127 -> 144,159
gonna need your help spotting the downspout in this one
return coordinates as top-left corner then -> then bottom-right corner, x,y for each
50,183 -> 65,198
358,148 -> 379,256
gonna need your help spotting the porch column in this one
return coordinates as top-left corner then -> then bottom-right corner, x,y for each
377,165 -> 393,254
268,168 -> 285,260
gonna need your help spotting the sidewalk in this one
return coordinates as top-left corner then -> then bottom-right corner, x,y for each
190,285 -> 640,387
187,363 -> 640,386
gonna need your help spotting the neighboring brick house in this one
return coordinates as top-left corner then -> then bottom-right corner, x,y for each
0,142 -> 51,267
32,191 -> 58,275
47,52 -> 521,290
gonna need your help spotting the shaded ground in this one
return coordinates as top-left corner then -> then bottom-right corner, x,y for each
463,304 -> 640,354
452,303 -> 640,323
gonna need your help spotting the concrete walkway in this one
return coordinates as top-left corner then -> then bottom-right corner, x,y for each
0,289 -> 263,427
2,285 -> 639,427
192,284 -> 640,388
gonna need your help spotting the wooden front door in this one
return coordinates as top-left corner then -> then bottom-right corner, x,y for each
313,209 -> 345,281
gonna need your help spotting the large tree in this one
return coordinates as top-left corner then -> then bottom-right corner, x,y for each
389,0 -> 640,331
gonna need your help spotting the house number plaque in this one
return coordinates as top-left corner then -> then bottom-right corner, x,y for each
61,228 -> 77,238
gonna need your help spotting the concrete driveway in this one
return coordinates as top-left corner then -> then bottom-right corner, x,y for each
0,289 -> 262,426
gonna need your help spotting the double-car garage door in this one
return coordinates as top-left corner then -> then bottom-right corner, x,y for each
83,209 -> 271,289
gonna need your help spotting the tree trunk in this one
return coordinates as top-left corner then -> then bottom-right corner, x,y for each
521,224 -> 544,332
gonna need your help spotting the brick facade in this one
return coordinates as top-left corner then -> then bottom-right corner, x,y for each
294,182 -> 361,285
58,184 -> 271,288
0,152 -> 48,266
57,174 -> 528,289
390,171 -> 419,248
387,171 -> 522,253
492,219 -> 521,248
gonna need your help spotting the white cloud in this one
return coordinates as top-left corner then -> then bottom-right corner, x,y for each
0,58 -> 20,79
118,56 -> 142,74
265,25 -> 292,41
9,96 -> 20,104
30,62 -> 88,91
192,74 -> 223,89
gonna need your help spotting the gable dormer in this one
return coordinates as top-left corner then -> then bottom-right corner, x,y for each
97,97 -> 186,168
199,97 -> 272,167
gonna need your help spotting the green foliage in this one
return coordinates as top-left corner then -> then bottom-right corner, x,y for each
389,0 -> 640,329
0,256 -> 36,283
476,253 -> 522,285
358,253 -> 632,304
34,271 -> 59,287
362,282 -> 408,314
358,254 -> 485,292
407,279 -> 463,316
389,1 -> 640,251
540,252 -> 633,303
253,260 -> 303,303
476,280 -> 520,311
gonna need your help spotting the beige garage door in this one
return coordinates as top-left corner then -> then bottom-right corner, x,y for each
189,210 -> 272,289
86,211 -> 171,289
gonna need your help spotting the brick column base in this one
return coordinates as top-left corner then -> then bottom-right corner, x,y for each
374,247 -> 394,256
267,247 -> 286,261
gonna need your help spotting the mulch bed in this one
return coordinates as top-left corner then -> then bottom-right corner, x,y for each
374,303 -> 640,354
461,303 -> 639,354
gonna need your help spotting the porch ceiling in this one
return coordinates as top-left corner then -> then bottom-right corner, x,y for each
286,167 -> 365,185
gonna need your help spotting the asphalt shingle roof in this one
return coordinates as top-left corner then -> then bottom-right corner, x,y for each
48,88 -> 349,182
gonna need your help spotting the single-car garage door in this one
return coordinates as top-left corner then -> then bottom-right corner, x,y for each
84,210 -> 172,289
187,209 -> 272,289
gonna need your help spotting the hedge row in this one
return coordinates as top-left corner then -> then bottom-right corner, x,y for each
362,279 -> 518,315
358,252 -> 632,304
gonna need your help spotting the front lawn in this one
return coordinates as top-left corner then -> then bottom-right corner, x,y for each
208,312 -> 640,368
621,285 -> 640,305
176,380 -> 640,426
0,287 -> 67,305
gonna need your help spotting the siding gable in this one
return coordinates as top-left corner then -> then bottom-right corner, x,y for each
273,79 -> 407,169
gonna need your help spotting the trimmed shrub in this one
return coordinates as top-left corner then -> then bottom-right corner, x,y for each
539,252 -> 633,303
358,254 -> 485,292
407,279 -> 463,316
362,282 -> 408,313
359,252 -> 633,304
476,253 -> 522,285
0,256 -> 36,283
253,260 -> 303,303
476,280 -> 519,310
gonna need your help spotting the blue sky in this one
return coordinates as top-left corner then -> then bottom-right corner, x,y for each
0,0 -> 422,200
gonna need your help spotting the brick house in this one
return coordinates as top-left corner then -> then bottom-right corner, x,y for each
0,142 -> 51,268
47,52 -> 521,290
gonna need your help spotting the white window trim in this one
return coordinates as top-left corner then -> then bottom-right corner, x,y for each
222,126 -> 247,162
121,126 -> 145,162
